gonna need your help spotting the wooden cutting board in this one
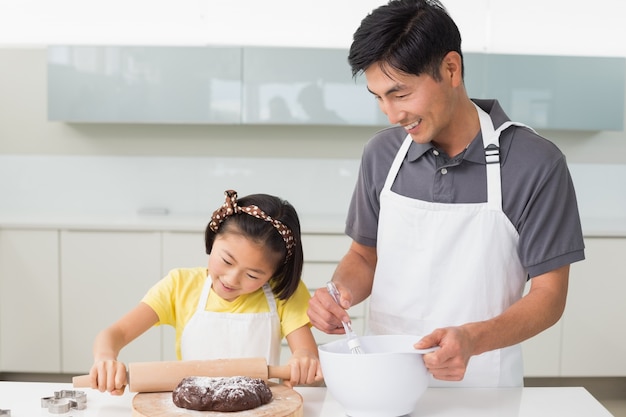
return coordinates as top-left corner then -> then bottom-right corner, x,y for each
131,383 -> 303,417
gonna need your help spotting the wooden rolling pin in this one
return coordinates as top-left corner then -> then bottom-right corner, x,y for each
72,357 -> 291,393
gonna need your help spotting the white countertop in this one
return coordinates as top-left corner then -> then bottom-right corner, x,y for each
0,381 -> 613,417
0,213 -> 347,234
0,213 -> 624,237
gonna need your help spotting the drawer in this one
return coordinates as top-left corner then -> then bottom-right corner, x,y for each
302,263 -> 336,289
301,234 -> 351,262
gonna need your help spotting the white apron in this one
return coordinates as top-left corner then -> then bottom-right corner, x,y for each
368,103 -> 530,387
181,276 -> 281,366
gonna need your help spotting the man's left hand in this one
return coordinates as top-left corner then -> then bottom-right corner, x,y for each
415,327 -> 474,381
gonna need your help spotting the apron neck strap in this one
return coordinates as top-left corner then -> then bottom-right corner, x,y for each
474,103 -> 502,211
473,102 -> 537,211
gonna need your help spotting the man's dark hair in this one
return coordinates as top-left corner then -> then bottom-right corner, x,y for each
348,0 -> 463,81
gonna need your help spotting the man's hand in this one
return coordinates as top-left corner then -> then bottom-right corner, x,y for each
415,326 -> 474,381
307,285 -> 353,335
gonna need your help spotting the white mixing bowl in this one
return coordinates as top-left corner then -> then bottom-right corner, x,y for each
319,334 -> 433,417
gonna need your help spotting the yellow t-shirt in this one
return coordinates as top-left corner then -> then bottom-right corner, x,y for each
141,267 -> 312,360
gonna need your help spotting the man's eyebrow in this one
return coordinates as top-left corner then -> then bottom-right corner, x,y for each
367,84 -> 404,97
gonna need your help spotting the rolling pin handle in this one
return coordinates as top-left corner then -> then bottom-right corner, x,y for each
268,365 -> 292,381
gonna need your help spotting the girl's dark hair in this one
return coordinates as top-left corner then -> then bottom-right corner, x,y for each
205,193 -> 304,301
348,0 -> 463,81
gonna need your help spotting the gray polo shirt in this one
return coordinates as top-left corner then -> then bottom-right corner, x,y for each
345,99 -> 585,278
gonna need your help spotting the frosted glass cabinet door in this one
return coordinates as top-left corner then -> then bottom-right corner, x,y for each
464,53 -> 625,131
242,47 -> 388,126
48,46 -> 242,123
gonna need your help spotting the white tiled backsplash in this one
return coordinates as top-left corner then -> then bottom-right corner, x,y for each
568,163 -> 626,220
1,155 -> 624,227
0,155 -> 359,218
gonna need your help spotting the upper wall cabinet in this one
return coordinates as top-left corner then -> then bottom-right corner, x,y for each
241,47 -> 387,126
47,45 -> 386,126
464,53 -> 625,131
48,46 -> 625,130
47,46 -> 242,123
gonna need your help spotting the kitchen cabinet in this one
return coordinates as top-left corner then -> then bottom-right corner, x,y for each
47,45 -> 625,130
159,231 -> 208,361
47,45 -> 384,126
1,226 -> 623,378
280,234 -> 358,363
0,230 -> 61,373
160,231 -> 207,273
560,237 -> 626,376
464,53 -> 625,131
522,237 -> 626,377
60,230 -> 163,373
242,47 -> 386,126
521,300 -> 563,377
47,46 -> 242,123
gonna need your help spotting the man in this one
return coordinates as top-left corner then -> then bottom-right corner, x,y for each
307,0 -> 585,387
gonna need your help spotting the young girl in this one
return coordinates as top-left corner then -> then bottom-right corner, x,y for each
89,189 -> 322,394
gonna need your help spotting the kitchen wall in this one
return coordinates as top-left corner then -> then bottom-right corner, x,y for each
1,0 -> 626,219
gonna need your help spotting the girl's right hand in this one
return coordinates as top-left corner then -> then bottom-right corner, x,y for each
89,359 -> 128,395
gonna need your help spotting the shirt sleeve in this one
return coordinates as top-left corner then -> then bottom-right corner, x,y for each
516,153 -> 585,277
141,269 -> 179,326
142,267 -> 207,326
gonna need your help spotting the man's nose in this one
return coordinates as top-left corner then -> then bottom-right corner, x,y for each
379,100 -> 403,125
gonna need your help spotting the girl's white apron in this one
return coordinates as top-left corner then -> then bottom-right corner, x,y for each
368,104 -> 530,387
181,276 -> 281,366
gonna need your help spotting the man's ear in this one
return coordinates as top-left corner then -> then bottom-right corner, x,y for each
441,51 -> 463,87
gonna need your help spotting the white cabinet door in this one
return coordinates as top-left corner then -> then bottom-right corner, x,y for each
0,229 -> 61,373
160,231 -> 207,361
301,234 -> 360,346
521,280 -> 563,377
60,230 -> 162,374
161,231 -> 207,273
521,318 -> 563,377
301,234 -> 351,264
560,237 -> 626,376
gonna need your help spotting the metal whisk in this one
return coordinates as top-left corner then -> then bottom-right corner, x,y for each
326,281 -> 364,354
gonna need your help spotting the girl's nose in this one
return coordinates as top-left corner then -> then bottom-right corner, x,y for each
222,275 -> 240,288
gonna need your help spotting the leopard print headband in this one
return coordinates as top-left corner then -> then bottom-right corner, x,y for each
209,190 -> 295,260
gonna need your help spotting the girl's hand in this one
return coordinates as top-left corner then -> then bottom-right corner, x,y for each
285,349 -> 324,387
89,359 -> 128,395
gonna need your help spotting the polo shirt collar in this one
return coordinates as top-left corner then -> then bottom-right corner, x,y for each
407,99 -> 513,165
407,141 -> 432,161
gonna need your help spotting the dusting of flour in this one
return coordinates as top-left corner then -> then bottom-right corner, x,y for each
179,376 -> 265,403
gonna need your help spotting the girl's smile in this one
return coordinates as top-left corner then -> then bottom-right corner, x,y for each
208,233 -> 280,302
